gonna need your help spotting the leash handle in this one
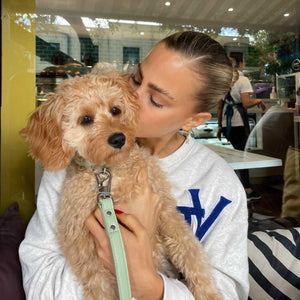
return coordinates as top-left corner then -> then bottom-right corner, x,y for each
97,194 -> 132,300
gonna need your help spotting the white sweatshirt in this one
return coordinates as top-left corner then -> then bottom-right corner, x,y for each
19,136 -> 249,299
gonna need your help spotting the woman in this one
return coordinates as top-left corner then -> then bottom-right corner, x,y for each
219,57 -> 266,201
19,32 -> 249,300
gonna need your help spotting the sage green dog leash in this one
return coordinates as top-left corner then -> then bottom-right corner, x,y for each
94,168 -> 132,300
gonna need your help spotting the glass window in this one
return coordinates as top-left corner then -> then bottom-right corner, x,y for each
2,0 -> 299,221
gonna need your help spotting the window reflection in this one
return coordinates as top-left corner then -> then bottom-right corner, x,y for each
34,12 -> 299,110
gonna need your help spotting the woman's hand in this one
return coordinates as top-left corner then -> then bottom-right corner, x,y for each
257,99 -> 266,112
116,213 -> 164,300
85,167 -> 164,300
115,167 -> 161,236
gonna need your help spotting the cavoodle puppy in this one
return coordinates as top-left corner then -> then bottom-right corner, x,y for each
21,73 -> 222,300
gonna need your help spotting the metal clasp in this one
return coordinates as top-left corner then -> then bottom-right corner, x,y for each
94,167 -> 112,200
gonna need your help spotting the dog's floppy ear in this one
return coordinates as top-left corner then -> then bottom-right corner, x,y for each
20,93 -> 75,170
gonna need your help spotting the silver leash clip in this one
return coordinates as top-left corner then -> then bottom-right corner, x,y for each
94,167 -> 112,201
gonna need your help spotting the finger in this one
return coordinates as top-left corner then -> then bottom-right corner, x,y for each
94,207 -> 105,227
85,214 -> 109,246
86,215 -> 116,274
117,213 -> 146,238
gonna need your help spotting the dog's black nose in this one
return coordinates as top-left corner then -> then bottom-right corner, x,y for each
108,133 -> 126,149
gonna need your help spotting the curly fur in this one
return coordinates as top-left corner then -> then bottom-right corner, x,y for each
21,72 -> 222,300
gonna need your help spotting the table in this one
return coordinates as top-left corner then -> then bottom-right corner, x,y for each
205,144 -> 282,170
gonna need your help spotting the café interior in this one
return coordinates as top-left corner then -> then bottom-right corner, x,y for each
1,0 -> 300,299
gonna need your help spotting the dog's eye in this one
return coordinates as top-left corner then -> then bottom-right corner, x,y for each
111,107 -> 121,116
80,115 -> 94,125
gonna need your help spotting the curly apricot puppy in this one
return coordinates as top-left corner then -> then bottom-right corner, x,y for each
21,73 -> 222,300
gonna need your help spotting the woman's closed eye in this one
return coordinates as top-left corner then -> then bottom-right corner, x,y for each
131,73 -> 163,108
150,96 -> 163,108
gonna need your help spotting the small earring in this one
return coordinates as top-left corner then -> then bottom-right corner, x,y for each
179,129 -> 191,143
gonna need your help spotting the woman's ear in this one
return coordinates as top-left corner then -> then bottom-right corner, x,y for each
181,112 -> 212,131
20,94 -> 75,170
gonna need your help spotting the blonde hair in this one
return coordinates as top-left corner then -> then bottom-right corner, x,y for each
160,31 -> 233,112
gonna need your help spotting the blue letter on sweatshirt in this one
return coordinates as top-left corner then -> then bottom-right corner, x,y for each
177,189 -> 231,241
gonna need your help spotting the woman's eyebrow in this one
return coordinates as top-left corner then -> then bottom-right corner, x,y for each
139,63 -> 175,101
148,83 -> 175,101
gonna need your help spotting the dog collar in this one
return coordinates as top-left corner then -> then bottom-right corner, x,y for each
72,157 -> 97,170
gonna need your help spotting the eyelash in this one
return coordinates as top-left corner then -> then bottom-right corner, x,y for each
130,74 -> 163,109
150,96 -> 163,108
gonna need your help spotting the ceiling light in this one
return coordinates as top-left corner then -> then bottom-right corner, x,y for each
165,2 -> 171,6
81,17 -> 97,28
55,16 -> 70,26
228,8 -> 234,12
136,21 -> 161,26
140,32 -> 145,35
284,13 -> 290,17
119,19 -> 135,24
81,17 -> 110,29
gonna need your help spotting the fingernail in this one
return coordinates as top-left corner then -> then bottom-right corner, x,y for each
114,209 -> 124,215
